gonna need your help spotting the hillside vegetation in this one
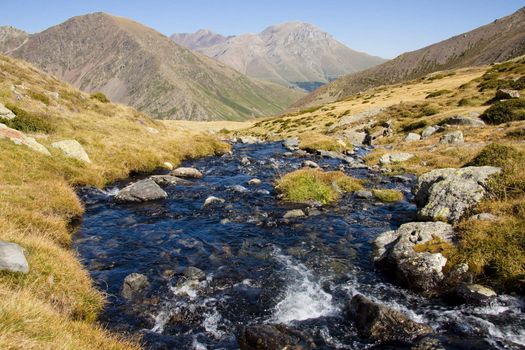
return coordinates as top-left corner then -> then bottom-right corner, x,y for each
240,56 -> 525,293
0,54 -> 229,349
293,7 -> 525,109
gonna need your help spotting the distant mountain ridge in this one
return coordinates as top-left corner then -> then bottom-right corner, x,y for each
171,22 -> 387,91
0,26 -> 28,53
2,13 -> 304,121
293,7 -> 525,109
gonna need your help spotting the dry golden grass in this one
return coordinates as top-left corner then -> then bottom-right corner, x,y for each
298,132 -> 351,152
371,189 -> 404,203
0,55 -> 229,348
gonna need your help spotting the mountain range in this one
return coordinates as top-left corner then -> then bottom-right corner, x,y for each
171,22 -> 386,91
1,13 -> 304,121
293,7 -> 525,109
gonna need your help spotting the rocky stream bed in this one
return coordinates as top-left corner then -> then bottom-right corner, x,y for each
74,141 -> 524,349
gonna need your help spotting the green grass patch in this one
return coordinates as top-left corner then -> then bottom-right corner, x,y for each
372,189 -> 404,202
2,103 -> 55,133
276,168 -> 363,204
480,99 -> 525,125
90,92 -> 110,103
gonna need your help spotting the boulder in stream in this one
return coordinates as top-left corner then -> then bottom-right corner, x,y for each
373,222 -> 455,295
171,167 -> 203,179
346,294 -> 433,345
115,179 -> 167,203
122,273 -> 149,299
414,166 -> 501,224
150,174 -> 179,186
238,324 -> 316,350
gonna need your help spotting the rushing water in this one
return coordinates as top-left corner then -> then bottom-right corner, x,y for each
74,142 -> 525,349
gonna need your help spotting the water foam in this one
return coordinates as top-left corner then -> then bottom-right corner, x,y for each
269,249 -> 337,323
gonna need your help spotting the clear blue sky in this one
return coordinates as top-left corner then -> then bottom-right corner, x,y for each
0,0 -> 523,58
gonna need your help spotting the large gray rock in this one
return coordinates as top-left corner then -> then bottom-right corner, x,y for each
444,116 -> 485,127
405,133 -> 421,142
51,140 -> 91,163
0,241 -> 29,273
439,131 -> 464,144
0,103 -> 15,120
414,166 -> 501,223
121,273 -> 149,299
342,131 -> 367,146
171,167 -> 203,179
238,324 -> 316,350
237,136 -> 262,144
282,138 -> 299,151
0,123 -> 50,155
346,294 -> 432,344
421,125 -> 443,139
373,222 -> 455,294
115,179 -> 167,203
379,152 -> 414,165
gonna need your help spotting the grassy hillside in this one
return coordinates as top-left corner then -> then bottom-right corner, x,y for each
240,56 -> 525,293
0,54 -> 229,349
293,7 -> 525,109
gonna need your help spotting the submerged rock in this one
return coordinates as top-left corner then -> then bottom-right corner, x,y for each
302,160 -> 320,168
115,179 -> 167,203
203,196 -> 225,207
455,284 -> 497,306
0,241 -> 29,273
51,139 -> 91,163
240,156 -> 251,166
346,294 -> 432,344
283,209 -> 306,219
373,222 -> 455,295
230,185 -> 249,193
171,167 -> 203,179
238,324 -> 316,350
150,175 -> 179,186
122,273 -> 149,299
414,166 -> 501,223
247,178 -> 262,186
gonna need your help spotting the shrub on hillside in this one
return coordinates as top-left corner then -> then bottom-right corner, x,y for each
401,120 -> 428,132
425,89 -> 451,99
90,92 -> 110,103
29,91 -> 50,105
3,103 -> 55,133
480,99 -> 525,125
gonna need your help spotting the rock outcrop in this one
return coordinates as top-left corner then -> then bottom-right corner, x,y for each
0,103 -> 16,120
115,179 -> 167,203
51,139 -> 91,163
346,294 -> 432,344
439,131 -> 464,144
0,241 -> 29,273
414,166 -> 501,223
0,123 -> 50,155
373,222 -> 455,294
